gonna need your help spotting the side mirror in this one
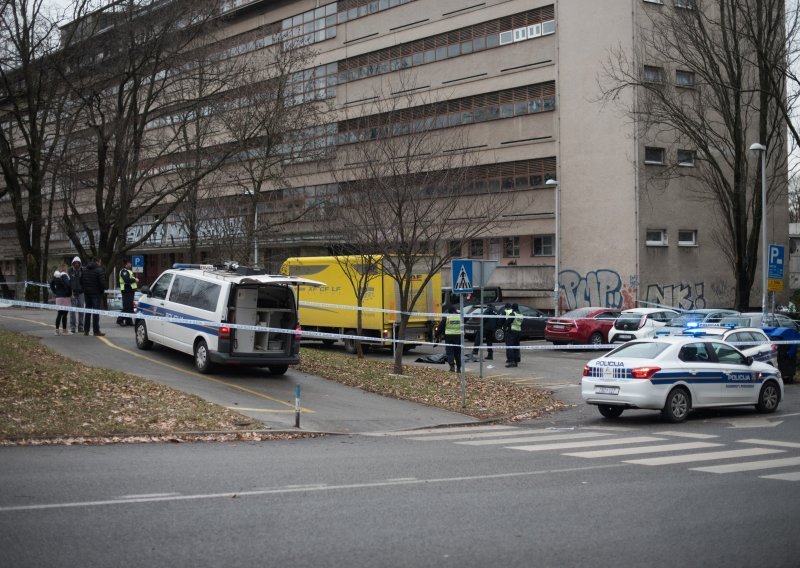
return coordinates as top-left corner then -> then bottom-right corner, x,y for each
139,285 -> 151,295
745,356 -> 754,366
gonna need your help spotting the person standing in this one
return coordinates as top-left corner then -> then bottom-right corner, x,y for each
67,256 -> 84,333
80,257 -> 106,337
437,304 -> 463,373
116,259 -> 139,326
50,263 -> 72,335
472,303 -> 496,361
505,303 -> 523,368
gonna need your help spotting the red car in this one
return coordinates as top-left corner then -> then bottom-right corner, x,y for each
545,307 -> 621,346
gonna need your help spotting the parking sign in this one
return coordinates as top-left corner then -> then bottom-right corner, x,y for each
768,244 -> 784,280
132,255 -> 144,274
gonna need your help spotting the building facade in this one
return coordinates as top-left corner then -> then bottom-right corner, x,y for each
0,0 -> 789,311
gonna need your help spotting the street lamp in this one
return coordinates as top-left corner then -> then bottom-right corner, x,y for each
749,143 -> 767,318
244,188 -> 259,266
546,178 -> 560,316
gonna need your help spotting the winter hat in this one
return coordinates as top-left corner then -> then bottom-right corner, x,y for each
72,256 -> 82,265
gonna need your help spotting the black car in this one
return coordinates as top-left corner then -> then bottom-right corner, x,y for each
464,303 -> 549,342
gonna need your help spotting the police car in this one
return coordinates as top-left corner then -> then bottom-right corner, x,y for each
677,325 -> 778,368
581,336 -> 783,423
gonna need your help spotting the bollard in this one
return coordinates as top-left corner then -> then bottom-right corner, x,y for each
294,384 -> 301,428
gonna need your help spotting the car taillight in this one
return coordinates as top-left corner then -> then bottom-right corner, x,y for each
582,365 -> 591,376
638,315 -> 647,329
383,329 -> 390,339
294,325 -> 302,341
219,326 -> 231,340
630,366 -> 660,379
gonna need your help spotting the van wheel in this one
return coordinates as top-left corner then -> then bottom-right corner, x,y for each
194,339 -> 213,374
343,338 -> 357,354
135,321 -> 153,350
267,365 -> 288,376
321,339 -> 336,346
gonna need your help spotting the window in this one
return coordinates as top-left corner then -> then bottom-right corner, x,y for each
676,70 -> 695,87
678,230 -> 697,246
513,27 -> 527,42
499,30 -> 513,44
643,65 -> 663,83
674,0 -> 694,8
646,229 -> 668,246
504,237 -> 520,258
644,146 -> 665,164
527,23 -> 541,38
677,149 -> 695,166
533,235 -> 554,256
489,238 -> 501,259
541,19 -> 556,34
470,239 -> 484,258
150,274 -> 173,300
449,240 -> 462,258
712,342 -> 747,364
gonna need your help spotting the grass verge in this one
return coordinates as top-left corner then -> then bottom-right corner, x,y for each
297,346 -> 564,420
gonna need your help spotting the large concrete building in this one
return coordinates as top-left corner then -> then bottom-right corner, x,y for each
0,0 -> 789,311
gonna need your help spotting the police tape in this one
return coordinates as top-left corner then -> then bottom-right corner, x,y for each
2,297 -> 799,353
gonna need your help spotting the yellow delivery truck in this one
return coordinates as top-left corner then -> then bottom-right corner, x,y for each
280,256 -> 442,353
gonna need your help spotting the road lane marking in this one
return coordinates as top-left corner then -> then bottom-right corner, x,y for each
508,436 -> 666,452
564,442 -> 723,459
691,456 -> 800,474
0,314 -> 50,327
458,432 -> 609,446
363,425 -> 518,437
0,463 -> 625,513
760,471 -> 800,481
410,429 -> 602,442
654,431 -> 719,439
96,336 -> 313,414
626,448 -> 784,466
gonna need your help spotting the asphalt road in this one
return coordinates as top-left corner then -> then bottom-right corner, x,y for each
1,306 -> 799,566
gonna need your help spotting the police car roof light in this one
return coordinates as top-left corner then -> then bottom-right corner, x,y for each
173,263 -> 215,270
655,330 -> 671,336
681,329 -> 706,337
685,321 -> 700,328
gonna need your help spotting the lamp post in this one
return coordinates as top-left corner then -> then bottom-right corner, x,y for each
749,143 -> 767,318
244,189 -> 259,266
546,178 -> 560,316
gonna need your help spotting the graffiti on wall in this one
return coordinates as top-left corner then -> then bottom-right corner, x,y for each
559,269 -> 638,310
644,282 -> 706,310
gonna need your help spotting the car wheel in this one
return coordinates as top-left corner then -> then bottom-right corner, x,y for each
321,339 -> 335,346
756,381 -> 780,413
194,339 -> 213,374
588,332 -> 603,347
494,328 -> 505,343
661,387 -> 691,423
343,337 -> 357,354
598,405 -> 624,419
135,320 -> 153,350
267,365 -> 288,376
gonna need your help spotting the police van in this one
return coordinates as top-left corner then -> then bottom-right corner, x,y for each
134,263 -> 322,374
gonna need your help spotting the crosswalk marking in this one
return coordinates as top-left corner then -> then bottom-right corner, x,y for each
738,439 -> 800,449
691,456 -> 800,474
457,432 -> 609,446
653,431 -> 719,439
563,442 -> 723,459
409,429 -> 597,442
625,448 -> 783,466
760,471 -> 800,481
508,436 -> 666,452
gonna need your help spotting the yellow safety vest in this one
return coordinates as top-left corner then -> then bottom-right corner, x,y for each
445,314 -> 462,335
119,268 -> 138,291
510,313 -> 523,332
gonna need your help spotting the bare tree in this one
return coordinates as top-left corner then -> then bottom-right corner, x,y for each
600,0 -> 786,310
328,79 -> 517,374
219,41 -> 332,268
0,0 -> 88,299
56,0 -> 224,279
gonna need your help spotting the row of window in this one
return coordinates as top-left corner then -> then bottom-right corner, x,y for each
643,0 -> 694,8
643,66 -> 695,87
646,229 -> 697,247
452,235 -> 554,260
644,147 -> 695,166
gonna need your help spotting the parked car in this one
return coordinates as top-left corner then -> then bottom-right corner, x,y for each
106,290 -> 143,311
608,307 -> 680,343
464,303 -> 548,342
719,312 -> 799,331
660,308 -> 739,334
581,335 -> 783,422
679,326 -> 778,368
545,307 -> 621,346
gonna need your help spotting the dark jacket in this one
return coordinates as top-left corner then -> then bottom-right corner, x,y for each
50,271 -> 71,298
483,304 -> 498,332
80,261 -> 106,295
68,265 -> 83,295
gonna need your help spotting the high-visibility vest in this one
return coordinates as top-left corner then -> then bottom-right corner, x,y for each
510,312 -> 523,332
444,314 -> 462,335
119,268 -> 138,291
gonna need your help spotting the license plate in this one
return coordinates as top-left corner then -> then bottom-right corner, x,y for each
596,386 -> 619,395
552,324 -> 564,330
616,334 -> 632,340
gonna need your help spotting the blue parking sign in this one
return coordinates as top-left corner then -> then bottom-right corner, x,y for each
768,244 -> 784,280
132,255 -> 144,274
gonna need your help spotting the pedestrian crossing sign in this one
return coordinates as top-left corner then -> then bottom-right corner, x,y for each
452,260 -> 473,294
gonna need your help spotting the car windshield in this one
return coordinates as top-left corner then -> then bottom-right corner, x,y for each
606,342 -> 670,359
560,307 -> 596,319
617,313 -> 644,322
668,312 -> 707,326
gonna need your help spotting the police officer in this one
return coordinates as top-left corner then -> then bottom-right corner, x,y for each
117,258 -> 139,326
437,304 -> 463,373
504,303 -> 523,368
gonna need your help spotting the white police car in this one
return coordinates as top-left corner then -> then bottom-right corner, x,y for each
676,326 -> 778,368
581,336 -> 783,423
